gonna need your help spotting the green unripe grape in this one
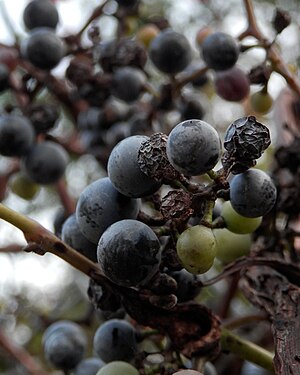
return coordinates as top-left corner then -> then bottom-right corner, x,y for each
250,91 -> 273,114
213,228 -> 251,264
173,371 -> 204,375
221,201 -> 262,234
10,173 -> 40,200
96,361 -> 139,375
176,225 -> 216,275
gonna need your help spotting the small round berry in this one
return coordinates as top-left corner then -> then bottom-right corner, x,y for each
201,32 -> 239,71
23,0 -> 59,30
111,66 -> 146,103
97,361 -> 139,375
166,119 -> 222,176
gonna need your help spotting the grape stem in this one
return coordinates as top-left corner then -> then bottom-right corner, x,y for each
221,328 -> 274,373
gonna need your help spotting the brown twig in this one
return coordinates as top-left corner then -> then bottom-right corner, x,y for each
0,328 -> 50,375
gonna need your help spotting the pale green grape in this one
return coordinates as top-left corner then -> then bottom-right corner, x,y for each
176,225 -> 216,275
221,201 -> 262,234
96,361 -> 139,375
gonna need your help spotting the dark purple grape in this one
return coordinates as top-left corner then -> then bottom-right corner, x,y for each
21,141 -> 69,185
21,28 -> 65,70
167,269 -> 202,302
108,135 -> 161,198
0,114 -> 35,157
76,177 -> 140,244
42,320 -> 87,371
23,0 -> 59,30
93,319 -> 138,363
179,97 -> 205,121
97,219 -> 161,287
111,66 -> 146,103
214,66 -> 250,102
149,29 -> 192,74
73,357 -> 105,375
166,119 -> 222,176
230,168 -> 277,218
77,107 -> 104,131
201,32 -> 239,71
53,207 -> 68,237
61,214 -> 98,262
27,103 -> 59,133
0,63 -> 10,92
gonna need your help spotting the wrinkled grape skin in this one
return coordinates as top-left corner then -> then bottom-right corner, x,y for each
76,177 -> 140,244
93,319 -> 138,363
96,361 -> 139,375
21,28 -> 65,70
229,169 -> 277,218
215,66 -> 250,102
111,67 -> 146,103
61,214 -> 98,262
166,119 -> 222,176
97,219 -> 161,287
42,320 -> 87,371
23,0 -> 59,30
149,29 -> 192,74
108,135 -> 161,198
73,357 -> 105,375
201,32 -> 239,71
0,114 -> 35,157
21,141 -> 69,185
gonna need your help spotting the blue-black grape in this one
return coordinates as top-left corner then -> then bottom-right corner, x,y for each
201,32 -> 239,71
76,177 -> 140,245
229,168 -> 277,217
111,67 -> 146,103
73,357 -> 105,375
42,320 -> 87,371
0,114 -> 35,157
21,28 -> 65,70
167,268 -> 201,302
21,140 -> 69,185
23,0 -> 59,30
149,29 -> 192,74
97,219 -> 161,287
166,119 -> 222,176
108,135 -> 161,198
93,319 -> 138,363
61,213 -> 98,262
214,65 -> 250,102
28,103 -> 59,134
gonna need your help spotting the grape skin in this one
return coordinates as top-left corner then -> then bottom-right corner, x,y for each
73,357 -> 105,375
111,66 -> 146,103
93,319 -> 138,363
23,0 -> 59,30
229,168 -> 277,218
76,177 -> 140,244
166,119 -> 222,176
97,219 -> 161,287
96,361 -> 139,375
108,135 -> 161,198
61,214 -> 98,262
21,141 -> 69,185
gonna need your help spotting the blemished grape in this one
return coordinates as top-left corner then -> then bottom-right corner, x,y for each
250,90 -> 273,114
9,173 -> 40,201
93,319 -> 138,362
221,201 -> 262,234
96,361 -> 139,375
108,135 -> 161,198
201,32 -> 239,71
111,66 -> 146,103
213,228 -> 251,264
97,219 -> 161,287
42,320 -> 87,371
76,177 -> 140,244
61,214 -> 98,262
214,66 -> 250,102
23,0 -> 59,30
149,29 -> 192,74
166,119 -> 222,176
229,168 -> 277,217
21,28 -> 65,70
176,225 -> 216,275
73,357 -> 105,375
21,141 -> 69,185
0,114 -> 35,157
